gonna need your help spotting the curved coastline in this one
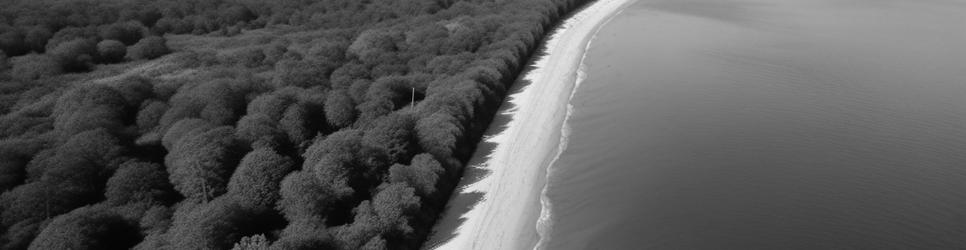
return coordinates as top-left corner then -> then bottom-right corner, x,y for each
534,3 -> 632,249
426,0 -> 636,249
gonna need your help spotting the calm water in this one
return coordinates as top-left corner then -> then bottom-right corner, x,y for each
543,0 -> 966,249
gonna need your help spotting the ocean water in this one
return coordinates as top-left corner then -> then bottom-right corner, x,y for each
541,0 -> 966,249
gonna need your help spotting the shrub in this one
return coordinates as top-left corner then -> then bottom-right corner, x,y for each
2,219 -> 42,250
54,105 -> 126,136
347,29 -> 402,63
388,153 -> 443,197
152,17 -> 180,34
105,161 -> 176,206
98,21 -> 145,45
28,205 -> 141,250
247,92 -> 296,120
356,99 -> 394,127
0,138 -> 43,191
360,236 -> 388,250
139,205 -> 173,234
233,234 -> 269,250
57,128 -> 125,169
38,157 -> 108,199
226,148 -> 296,210
48,38 -> 97,72
132,232 -> 166,250
221,47 -> 266,67
270,218 -> 335,250
18,130 -> 126,214
165,198 -> 260,250
54,84 -> 126,116
137,100 -> 168,132
0,51 -> 8,71
165,126 -> 240,201
46,27 -> 98,51
277,170 -> 339,222
271,58 -> 335,88
234,113 -> 283,145
10,54 -> 62,80
128,36 -> 170,60
23,26 -> 52,53
279,103 -> 316,146
349,80 -> 372,103
218,6 -> 257,26
161,118 -> 213,150
324,90 -> 356,129
24,148 -> 56,182
52,85 -> 127,135
307,39 -> 348,63
362,113 -> 416,163
329,62 -> 369,89
334,183 -> 419,249
160,80 -> 245,127
0,155 -> 25,191
0,180 -> 95,228
0,30 -> 27,56
199,91 -> 244,125
262,40 -> 290,66
97,40 -> 127,63
415,112 -> 462,160
112,76 -> 154,107
302,129 -> 362,168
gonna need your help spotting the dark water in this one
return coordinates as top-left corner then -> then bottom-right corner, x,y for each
543,0 -> 966,249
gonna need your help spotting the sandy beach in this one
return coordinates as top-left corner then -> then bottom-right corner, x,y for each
424,1 -> 635,249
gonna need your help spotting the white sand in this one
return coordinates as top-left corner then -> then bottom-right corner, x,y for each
425,1 -> 635,249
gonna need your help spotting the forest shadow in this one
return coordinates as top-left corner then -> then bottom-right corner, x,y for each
422,36 -> 557,244
421,0 -> 584,240
422,191 -> 483,249
425,51 -> 547,248
442,45 -> 547,192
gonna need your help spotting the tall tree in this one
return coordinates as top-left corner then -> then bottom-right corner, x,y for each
227,148 -> 296,211
165,126 -> 240,201
105,161 -> 176,206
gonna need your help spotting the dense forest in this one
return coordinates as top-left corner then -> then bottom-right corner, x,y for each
0,0 -> 592,249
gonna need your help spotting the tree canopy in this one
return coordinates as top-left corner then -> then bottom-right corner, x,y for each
0,0 -> 600,248
105,160 -> 176,206
165,126 -> 240,201
226,147 -> 295,211
28,205 -> 141,250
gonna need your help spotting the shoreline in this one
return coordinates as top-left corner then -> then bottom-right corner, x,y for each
534,3 -> 632,249
424,0 -> 636,249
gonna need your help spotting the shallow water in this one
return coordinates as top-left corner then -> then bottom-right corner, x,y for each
543,0 -> 966,249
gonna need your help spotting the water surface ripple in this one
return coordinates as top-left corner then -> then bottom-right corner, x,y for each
544,0 -> 966,249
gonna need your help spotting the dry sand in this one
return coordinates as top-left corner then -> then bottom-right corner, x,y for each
424,1 -> 636,249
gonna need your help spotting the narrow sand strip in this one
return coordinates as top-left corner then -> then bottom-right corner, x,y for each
426,1 -> 636,249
